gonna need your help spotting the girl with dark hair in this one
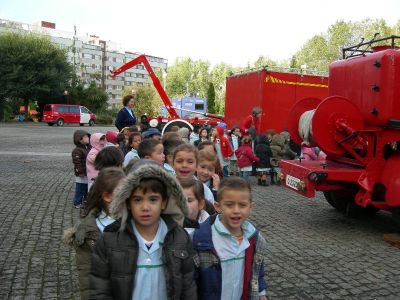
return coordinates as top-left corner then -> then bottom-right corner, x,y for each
229,125 -> 242,176
194,127 -> 209,147
179,177 -> 211,236
94,146 -> 124,171
63,167 -> 125,300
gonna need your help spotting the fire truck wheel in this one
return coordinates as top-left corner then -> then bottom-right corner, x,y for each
323,191 -> 348,212
391,207 -> 400,227
345,202 -> 379,218
324,190 -> 379,217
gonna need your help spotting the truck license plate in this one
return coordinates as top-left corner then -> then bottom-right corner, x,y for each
286,175 -> 300,190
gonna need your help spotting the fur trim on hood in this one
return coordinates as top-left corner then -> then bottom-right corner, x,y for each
110,163 -> 189,231
62,226 -> 77,246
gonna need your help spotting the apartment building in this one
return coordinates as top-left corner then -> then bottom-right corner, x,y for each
0,19 -> 168,108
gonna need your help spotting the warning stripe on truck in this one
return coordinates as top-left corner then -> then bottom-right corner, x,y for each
265,75 -> 328,88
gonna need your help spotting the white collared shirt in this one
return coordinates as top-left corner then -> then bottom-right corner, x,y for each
212,215 -> 256,300
185,210 -> 210,237
95,211 -> 115,233
123,149 -> 140,167
131,219 -> 168,300
163,163 -> 176,175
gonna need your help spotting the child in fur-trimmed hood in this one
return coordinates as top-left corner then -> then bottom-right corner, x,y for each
89,163 -> 197,300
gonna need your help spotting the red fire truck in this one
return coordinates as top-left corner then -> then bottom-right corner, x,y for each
280,35 -> 400,221
225,68 -> 329,132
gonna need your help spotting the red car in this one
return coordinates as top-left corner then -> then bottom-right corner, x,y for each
42,104 -> 96,126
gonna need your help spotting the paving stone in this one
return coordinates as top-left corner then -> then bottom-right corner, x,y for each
1,123 -> 400,299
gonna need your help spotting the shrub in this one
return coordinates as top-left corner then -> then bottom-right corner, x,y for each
95,109 -> 117,125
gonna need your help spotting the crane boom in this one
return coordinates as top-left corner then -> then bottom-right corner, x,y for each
111,54 -> 179,119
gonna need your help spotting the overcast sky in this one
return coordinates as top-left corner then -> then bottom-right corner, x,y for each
1,0 -> 399,67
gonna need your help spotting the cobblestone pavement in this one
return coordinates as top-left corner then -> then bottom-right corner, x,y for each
0,123 -> 399,299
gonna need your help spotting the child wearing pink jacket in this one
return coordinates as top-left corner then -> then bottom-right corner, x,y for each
86,133 -> 106,190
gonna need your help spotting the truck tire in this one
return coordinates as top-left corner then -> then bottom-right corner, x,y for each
323,191 -> 348,212
56,118 -> 64,127
324,190 -> 379,217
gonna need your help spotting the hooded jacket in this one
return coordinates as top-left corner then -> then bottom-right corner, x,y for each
235,143 -> 259,168
72,130 -> 91,177
279,131 -> 297,160
89,164 -> 197,300
255,134 -> 272,169
86,133 -> 105,182
63,208 -> 101,300
270,134 -> 285,161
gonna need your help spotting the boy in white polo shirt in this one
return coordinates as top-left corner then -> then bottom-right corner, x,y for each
193,177 -> 267,300
89,162 -> 196,299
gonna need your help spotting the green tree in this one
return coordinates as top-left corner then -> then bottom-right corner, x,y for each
0,31 -> 72,119
210,63 -> 237,114
394,20 -> 400,35
362,18 -> 392,41
294,18 -> 400,72
81,82 -> 108,112
294,34 -> 329,71
253,56 -> 277,68
166,58 -> 192,97
67,81 -> 108,112
166,57 -> 211,99
206,82 -> 216,113
191,60 -> 211,97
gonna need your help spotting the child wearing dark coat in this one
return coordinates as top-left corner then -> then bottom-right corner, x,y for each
89,163 -> 197,300
72,130 -> 91,209
254,134 -> 273,186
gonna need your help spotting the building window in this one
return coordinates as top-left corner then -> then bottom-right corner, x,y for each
195,103 -> 204,110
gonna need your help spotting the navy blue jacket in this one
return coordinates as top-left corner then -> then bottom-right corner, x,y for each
193,214 -> 267,300
115,107 -> 136,131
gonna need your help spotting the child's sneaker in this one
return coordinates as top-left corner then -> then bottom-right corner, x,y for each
74,204 -> 82,209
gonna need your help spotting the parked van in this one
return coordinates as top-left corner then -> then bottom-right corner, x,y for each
42,104 -> 96,126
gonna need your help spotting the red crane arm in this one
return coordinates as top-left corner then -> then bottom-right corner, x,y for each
111,54 -> 179,119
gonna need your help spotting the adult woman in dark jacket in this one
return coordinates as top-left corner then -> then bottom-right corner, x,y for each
115,94 -> 137,131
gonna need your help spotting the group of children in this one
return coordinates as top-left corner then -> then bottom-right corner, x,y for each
66,123 -> 270,299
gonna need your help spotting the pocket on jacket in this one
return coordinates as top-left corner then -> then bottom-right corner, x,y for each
173,249 -> 189,260
109,249 -> 131,274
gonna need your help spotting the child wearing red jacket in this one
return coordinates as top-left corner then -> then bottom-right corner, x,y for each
235,135 -> 259,182
211,125 -> 233,177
